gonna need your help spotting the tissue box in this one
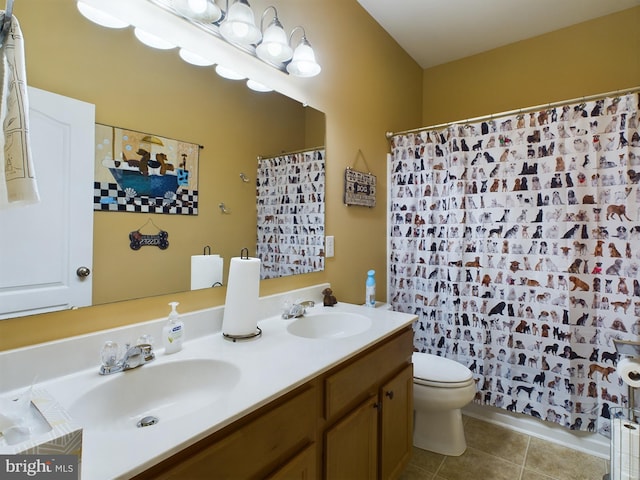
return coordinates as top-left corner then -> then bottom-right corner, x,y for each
0,389 -> 82,465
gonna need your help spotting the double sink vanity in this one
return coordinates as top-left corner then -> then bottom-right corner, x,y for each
0,284 -> 417,479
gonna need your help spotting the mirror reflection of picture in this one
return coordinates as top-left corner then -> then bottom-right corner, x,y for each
93,124 -> 200,215
256,148 -> 326,279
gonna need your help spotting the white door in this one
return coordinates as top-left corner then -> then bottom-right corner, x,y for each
0,87 -> 95,319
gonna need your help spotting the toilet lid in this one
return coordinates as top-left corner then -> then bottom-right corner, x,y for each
412,352 -> 473,384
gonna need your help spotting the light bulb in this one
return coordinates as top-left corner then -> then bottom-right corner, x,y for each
215,65 -> 245,80
268,44 -> 282,56
179,48 -> 215,66
77,1 -> 129,29
287,40 -> 321,77
256,19 -> 292,64
134,28 -> 176,50
173,0 -> 222,22
220,0 -> 261,45
232,22 -> 249,39
247,79 -> 272,92
187,0 -> 207,14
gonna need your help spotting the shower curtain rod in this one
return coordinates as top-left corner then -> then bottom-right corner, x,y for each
385,85 -> 640,139
257,145 -> 324,161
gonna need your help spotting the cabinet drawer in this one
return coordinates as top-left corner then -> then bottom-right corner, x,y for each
265,442 -> 316,480
142,383 -> 318,480
324,327 -> 413,421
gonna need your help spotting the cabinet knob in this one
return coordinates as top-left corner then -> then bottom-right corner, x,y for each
76,266 -> 91,278
385,391 -> 394,400
373,402 -> 381,410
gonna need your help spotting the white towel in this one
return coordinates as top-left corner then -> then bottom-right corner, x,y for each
0,13 -> 38,208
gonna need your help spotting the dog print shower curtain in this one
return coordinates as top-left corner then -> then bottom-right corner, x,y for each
256,149 -> 325,279
389,92 -> 640,435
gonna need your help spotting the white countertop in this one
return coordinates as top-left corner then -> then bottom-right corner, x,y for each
0,284 -> 416,480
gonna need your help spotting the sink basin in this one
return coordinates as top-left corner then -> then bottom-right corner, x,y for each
69,359 -> 240,431
287,312 -> 372,339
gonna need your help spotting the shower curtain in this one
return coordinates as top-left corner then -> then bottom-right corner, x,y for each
389,92 -> 640,435
256,148 -> 325,279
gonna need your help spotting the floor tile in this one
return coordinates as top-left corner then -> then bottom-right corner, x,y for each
408,446 -> 445,475
436,447 -> 523,480
524,437 -> 607,480
520,470 -> 558,480
464,416 -> 529,465
398,462 -> 435,480
401,416 -> 609,480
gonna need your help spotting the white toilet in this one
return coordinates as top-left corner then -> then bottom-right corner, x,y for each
412,352 -> 476,456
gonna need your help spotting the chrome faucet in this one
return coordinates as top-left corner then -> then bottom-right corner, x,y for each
99,341 -> 155,375
282,300 -> 315,319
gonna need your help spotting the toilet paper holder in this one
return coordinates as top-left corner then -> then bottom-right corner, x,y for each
605,340 -> 640,480
614,339 -> 640,357
614,339 -> 640,422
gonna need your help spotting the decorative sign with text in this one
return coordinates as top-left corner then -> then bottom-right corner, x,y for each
344,167 -> 376,207
129,229 -> 169,250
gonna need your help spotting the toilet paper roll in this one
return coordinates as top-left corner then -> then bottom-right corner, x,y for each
222,256 -> 261,337
618,358 -> 640,388
191,254 -> 223,290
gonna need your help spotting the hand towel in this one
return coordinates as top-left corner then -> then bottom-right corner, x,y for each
0,13 -> 39,208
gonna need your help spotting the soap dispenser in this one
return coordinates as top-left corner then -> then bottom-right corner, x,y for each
163,302 -> 184,354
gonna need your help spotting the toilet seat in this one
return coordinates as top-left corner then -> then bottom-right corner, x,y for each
413,352 -> 473,388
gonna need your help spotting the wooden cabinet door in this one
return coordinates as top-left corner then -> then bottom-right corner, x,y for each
325,395 -> 378,480
266,443 -> 316,480
380,365 -> 413,480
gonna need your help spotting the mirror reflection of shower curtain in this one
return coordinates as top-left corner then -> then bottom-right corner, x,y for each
256,149 -> 325,279
388,92 -> 640,435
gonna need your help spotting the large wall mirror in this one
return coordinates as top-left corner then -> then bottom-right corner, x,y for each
1,0 -> 325,320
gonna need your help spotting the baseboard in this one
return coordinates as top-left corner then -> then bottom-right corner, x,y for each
463,403 -> 610,459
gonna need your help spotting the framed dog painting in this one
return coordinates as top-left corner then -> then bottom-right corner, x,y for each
93,124 -> 200,215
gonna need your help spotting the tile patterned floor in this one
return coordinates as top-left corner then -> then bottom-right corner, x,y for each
399,416 -> 609,480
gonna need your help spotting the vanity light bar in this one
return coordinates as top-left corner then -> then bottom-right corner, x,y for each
76,0 -> 315,101
149,0 -> 321,78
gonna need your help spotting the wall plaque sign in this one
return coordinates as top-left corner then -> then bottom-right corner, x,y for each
344,167 -> 376,207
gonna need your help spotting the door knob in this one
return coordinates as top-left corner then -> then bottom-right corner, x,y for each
76,266 -> 91,277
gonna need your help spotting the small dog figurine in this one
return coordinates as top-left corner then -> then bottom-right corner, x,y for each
322,287 -> 338,307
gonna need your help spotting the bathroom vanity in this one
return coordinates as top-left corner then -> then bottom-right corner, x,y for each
0,285 -> 416,479
137,325 -> 413,480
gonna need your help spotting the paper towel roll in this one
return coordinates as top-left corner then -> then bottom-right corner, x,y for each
222,256 -> 261,337
618,358 -> 640,388
191,254 -> 223,290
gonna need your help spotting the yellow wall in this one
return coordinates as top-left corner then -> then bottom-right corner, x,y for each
1,0 -> 422,349
5,2 -> 636,351
422,6 -> 640,126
